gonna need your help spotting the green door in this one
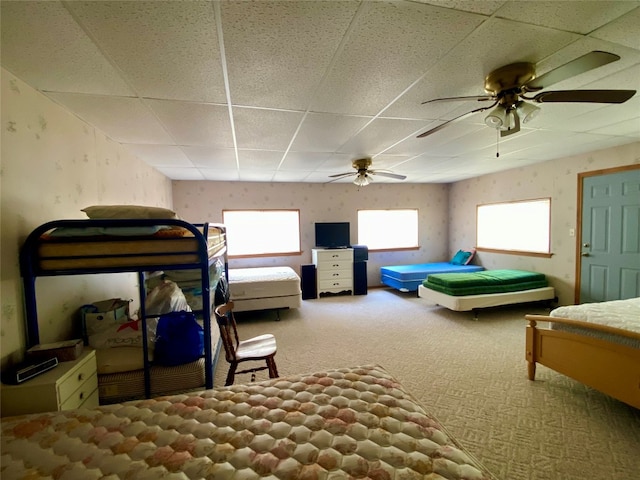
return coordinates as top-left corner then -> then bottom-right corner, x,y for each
579,167 -> 640,303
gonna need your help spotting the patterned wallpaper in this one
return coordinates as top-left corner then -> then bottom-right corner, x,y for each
172,181 -> 451,283
1,69 -> 172,366
449,142 -> 640,305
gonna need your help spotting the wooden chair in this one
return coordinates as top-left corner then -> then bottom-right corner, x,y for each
214,300 -> 279,386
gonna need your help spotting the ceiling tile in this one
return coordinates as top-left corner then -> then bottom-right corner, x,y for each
237,150 -> 284,171
311,1 -> 486,115
590,6 -> 640,49
154,167 -> 205,181
495,1 -> 639,35
0,1 -> 134,95
418,0 -> 504,16
46,93 -> 173,144
290,113 -> 371,153
181,146 -> 238,169
221,0 -> 360,110
233,107 -> 304,150
65,1 -> 227,102
338,118 -> 428,157
145,99 -> 233,147
125,144 -> 193,167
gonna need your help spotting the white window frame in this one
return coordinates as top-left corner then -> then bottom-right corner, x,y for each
357,209 -> 419,250
476,198 -> 551,257
222,209 -> 301,257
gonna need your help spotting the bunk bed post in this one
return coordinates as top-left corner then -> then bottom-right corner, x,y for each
19,227 -> 43,347
201,223 -> 214,390
137,271 -> 152,398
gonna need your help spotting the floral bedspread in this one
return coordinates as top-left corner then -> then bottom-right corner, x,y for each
1,364 -> 494,480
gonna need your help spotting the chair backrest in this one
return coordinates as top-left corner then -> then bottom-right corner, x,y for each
214,301 -> 240,363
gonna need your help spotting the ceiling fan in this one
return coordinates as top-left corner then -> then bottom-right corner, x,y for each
328,158 -> 407,186
417,51 -> 637,139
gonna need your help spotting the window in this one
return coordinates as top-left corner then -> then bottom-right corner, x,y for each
357,209 -> 419,250
476,198 -> 551,256
222,210 -> 301,256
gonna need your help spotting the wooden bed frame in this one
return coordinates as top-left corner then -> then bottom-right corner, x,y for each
525,315 -> 640,409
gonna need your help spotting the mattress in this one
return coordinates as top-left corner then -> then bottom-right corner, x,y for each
423,269 -> 548,296
381,262 -> 484,292
229,266 -> 301,312
98,358 -> 207,404
419,284 -> 556,312
549,297 -> 640,349
0,364 -> 496,480
33,222 -> 226,271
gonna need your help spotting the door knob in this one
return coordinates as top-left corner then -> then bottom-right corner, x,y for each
581,252 -> 590,257
582,243 -> 590,248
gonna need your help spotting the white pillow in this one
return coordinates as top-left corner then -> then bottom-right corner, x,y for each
82,205 -> 178,219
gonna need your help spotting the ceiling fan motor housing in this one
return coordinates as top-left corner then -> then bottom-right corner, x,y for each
484,62 -> 537,106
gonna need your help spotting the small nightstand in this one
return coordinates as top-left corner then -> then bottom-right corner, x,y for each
1,348 -> 98,417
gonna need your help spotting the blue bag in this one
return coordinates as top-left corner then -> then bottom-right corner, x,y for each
154,311 -> 204,366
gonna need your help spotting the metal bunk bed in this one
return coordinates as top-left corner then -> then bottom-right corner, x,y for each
19,218 -> 227,399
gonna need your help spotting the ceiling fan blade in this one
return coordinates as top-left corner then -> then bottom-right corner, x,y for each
530,89 -> 636,104
370,171 -> 407,180
417,102 -> 497,138
328,172 -> 356,178
525,51 -> 621,91
422,95 -> 494,104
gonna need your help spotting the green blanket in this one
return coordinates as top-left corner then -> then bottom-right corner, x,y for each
423,269 -> 548,296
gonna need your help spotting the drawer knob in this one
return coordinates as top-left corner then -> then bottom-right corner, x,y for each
77,373 -> 84,381
79,392 -> 84,400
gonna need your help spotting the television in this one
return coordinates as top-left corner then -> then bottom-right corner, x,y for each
315,222 -> 350,249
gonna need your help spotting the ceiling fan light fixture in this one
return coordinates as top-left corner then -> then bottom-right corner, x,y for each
516,100 -> 541,123
501,109 -> 516,131
484,105 -> 507,129
353,173 -> 370,187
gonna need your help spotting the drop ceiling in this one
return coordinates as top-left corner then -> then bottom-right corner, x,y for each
2,0 -> 639,184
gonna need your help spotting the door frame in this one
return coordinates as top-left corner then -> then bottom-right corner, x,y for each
575,163 -> 640,303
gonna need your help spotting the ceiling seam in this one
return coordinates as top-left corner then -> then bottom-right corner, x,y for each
273,0 -> 371,179
213,1 -> 240,176
59,0 -> 185,161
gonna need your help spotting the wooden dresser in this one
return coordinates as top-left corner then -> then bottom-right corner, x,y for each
312,248 -> 354,297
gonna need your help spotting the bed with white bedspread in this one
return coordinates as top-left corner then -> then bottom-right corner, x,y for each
228,266 -> 301,318
525,297 -> 640,408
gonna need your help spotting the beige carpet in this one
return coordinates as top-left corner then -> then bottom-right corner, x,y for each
216,288 -> 640,480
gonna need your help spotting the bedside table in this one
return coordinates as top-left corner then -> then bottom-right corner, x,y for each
1,348 -> 98,417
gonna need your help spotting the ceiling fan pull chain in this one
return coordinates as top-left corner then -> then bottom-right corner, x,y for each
496,129 -> 500,158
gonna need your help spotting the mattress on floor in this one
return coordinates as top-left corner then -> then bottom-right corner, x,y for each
419,284 -> 556,312
229,266 -> 302,312
423,269 -> 548,296
381,262 -> 484,292
0,365 -> 496,480
98,359 -> 206,404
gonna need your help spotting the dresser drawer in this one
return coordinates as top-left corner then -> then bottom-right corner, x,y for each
318,278 -> 353,290
317,268 -> 353,281
58,352 -> 98,404
60,372 -> 99,411
314,249 -> 353,262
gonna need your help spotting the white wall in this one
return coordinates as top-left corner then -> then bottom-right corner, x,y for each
449,142 -> 640,305
172,181 -> 451,286
1,69 -> 172,367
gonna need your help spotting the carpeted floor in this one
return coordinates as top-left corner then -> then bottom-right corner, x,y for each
215,288 -> 640,480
